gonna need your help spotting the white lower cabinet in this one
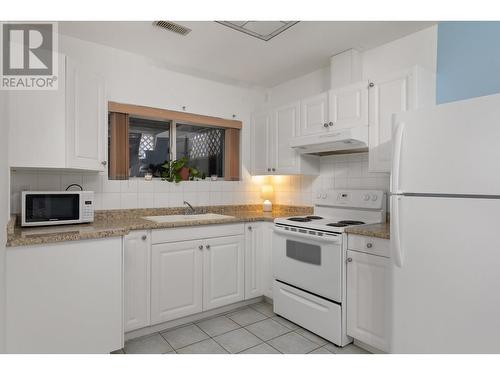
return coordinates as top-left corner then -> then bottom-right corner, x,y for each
6,238 -> 123,353
244,223 -> 263,299
150,239 -> 204,325
149,224 -> 246,326
262,222 -> 274,299
346,245 -> 390,352
203,235 -> 245,310
124,231 -> 151,332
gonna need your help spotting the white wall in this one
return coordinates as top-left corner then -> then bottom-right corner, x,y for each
0,91 -> 9,352
10,34 -> 267,212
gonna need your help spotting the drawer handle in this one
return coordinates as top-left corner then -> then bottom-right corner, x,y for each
366,243 -> 373,248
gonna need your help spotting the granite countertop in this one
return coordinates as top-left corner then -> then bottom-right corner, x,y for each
6,204 -> 313,248
345,222 -> 390,239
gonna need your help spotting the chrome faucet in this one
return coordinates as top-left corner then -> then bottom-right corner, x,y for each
183,201 -> 196,215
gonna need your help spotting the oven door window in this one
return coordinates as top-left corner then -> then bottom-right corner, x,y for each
286,239 -> 321,265
25,194 -> 80,223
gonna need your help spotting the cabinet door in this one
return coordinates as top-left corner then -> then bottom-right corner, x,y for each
151,240 -> 203,324
328,81 -> 368,130
346,250 -> 390,352
8,54 -> 67,169
124,231 -> 150,332
300,92 -> 329,135
244,223 -> 262,300
251,111 -> 272,175
6,238 -> 123,353
66,57 -> 106,171
272,102 -> 300,174
368,68 -> 414,172
203,235 -> 244,310
261,223 -> 274,299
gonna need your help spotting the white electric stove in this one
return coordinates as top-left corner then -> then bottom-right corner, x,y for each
272,189 -> 386,347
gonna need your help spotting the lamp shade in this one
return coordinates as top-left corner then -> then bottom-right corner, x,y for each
261,185 -> 274,200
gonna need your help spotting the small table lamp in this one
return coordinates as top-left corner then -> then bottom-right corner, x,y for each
261,184 -> 274,212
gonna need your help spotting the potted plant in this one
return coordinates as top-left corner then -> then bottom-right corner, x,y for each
161,158 -> 207,183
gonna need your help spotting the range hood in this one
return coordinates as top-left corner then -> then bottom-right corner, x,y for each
289,126 -> 368,155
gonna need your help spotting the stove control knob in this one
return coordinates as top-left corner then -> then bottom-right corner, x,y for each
363,194 -> 370,201
371,194 -> 378,201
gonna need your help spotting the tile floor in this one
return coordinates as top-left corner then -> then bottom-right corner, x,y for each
115,302 -> 370,354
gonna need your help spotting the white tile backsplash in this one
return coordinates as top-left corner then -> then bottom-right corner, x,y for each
9,152 -> 390,214
271,153 -> 390,207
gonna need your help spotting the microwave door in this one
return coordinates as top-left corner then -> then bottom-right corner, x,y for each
24,193 -> 80,225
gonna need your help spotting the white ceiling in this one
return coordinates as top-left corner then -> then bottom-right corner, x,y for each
58,21 -> 435,88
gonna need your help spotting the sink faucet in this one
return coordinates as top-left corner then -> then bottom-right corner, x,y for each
183,201 -> 195,215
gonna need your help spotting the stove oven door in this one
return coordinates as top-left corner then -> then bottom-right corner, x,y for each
272,225 -> 342,302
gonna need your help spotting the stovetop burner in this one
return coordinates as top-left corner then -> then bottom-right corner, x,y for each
288,217 -> 312,222
305,216 -> 323,220
337,220 -> 365,225
326,223 -> 349,227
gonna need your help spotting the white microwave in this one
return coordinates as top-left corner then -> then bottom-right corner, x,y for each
21,191 -> 95,227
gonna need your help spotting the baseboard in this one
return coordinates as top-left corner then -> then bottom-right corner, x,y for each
263,295 -> 273,305
125,296 -> 264,341
353,339 -> 387,354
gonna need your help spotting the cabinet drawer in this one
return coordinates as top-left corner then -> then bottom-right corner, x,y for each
347,234 -> 389,257
273,280 -> 342,345
152,223 -> 244,244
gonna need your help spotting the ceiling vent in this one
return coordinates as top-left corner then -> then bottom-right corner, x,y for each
216,21 -> 298,41
153,21 -> 191,36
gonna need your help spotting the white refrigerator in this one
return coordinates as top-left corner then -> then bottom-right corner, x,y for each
390,93 -> 500,353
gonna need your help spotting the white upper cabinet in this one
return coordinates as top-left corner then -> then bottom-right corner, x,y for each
298,82 -> 368,137
65,57 -> 107,171
8,53 -> 107,172
273,102 -> 300,174
251,102 -> 318,176
251,110 -> 272,175
368,66 -> 435,172
328,81 -> 369,130
300,92 -> 329,135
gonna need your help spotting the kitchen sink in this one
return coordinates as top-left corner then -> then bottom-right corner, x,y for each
142,213 -> 235,223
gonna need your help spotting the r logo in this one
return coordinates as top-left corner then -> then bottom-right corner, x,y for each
2,23 -> 53,76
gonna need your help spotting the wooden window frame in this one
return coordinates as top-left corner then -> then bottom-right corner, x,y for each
108,102 -> 241,181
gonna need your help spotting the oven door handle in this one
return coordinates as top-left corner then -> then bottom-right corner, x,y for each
273,226 -> 341,243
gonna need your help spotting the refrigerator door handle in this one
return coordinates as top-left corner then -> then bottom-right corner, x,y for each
391,121 -> 405,194
391,195 -> 404,267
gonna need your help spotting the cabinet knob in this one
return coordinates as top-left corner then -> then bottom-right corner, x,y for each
368,82 -> 374,88
346,257 -> 353,263
198,245 -> 203,250
272,168 -> 276,172
141,235 -> 147,241
206,244 -> 211,250
328,122 -> 334,127
366,243 -> 373,248
323,123 -> 329,128
267,168 -> 271,172
248,226 -> 252,231
101,161 -> 107,166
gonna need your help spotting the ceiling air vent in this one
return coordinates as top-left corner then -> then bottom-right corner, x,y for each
153,21 -> 191,36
